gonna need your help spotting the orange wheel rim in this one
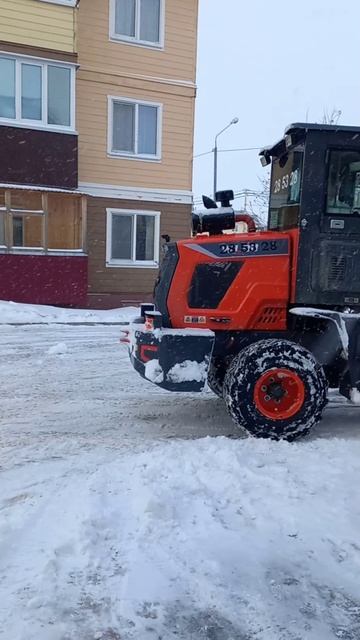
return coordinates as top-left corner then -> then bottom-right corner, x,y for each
254,368 -> 305,421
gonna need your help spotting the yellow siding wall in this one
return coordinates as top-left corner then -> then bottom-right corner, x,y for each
77,73 -> 195,191
0,0 -> 76,53
79,0 -> 198,82
77,0 -> 199,192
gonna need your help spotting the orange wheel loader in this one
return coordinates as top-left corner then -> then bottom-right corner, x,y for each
122,123 -> 360,440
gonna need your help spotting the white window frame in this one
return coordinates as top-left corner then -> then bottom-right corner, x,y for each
106,208 -> 160,268
0,53 -> 76,134
109,0 -> 165,49
108,96 -> 162,161
0,205 -> 7,249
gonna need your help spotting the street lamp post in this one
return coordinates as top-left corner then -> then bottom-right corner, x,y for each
213,117 -> 239,200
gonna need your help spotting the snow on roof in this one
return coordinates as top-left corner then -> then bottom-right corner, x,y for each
0,182 -> 86,195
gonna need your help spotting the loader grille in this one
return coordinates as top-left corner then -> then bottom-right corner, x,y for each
315,243 -> 360,295
253,306 -> 287,330
328,255 -> 346,287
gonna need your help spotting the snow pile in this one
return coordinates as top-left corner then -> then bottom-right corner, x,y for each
0,300 -> 137,324
152,327 -> 214,340
47,342 -> 68,356
350,387 -> 360,405
145,359 -> 164,383
145,359 -> 209,385
167,359 -> 208,383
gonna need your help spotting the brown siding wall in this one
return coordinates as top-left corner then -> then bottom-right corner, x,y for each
87,196 -> 191,300
0,126 -> 78,189
0,40 -> 78,62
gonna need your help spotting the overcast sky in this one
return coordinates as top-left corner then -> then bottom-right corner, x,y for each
193,0 -> 360,208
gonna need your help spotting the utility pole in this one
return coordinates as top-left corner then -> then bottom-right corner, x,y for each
213,117 -> 239,200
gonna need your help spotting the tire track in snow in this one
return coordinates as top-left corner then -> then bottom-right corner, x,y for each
0,458 -> 101,640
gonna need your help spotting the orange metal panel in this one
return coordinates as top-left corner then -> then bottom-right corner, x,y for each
167,231 -> 292,331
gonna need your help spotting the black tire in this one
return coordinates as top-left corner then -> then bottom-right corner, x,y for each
207,359 -> 225,397
223,339 -> 328,441
207,356 -> 232,397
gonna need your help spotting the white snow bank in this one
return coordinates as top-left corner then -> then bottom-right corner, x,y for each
0,300 -> 137,324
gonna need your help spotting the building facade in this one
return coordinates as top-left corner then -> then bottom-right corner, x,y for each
0,0 -> 199,308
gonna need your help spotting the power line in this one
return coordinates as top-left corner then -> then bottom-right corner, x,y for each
221,146 -> 262,153
193,189 -> 263,206
193,146 -> 262,159
193,150 -> 213,158
193,188 -> 262,200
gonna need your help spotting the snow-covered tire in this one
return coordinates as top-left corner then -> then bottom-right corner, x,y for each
207,359 -> 226,397
223,339 -> 328,441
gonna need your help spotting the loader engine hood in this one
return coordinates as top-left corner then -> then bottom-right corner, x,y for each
153,242 -> 179,327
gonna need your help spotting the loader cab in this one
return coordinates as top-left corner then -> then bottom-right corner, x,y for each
260,123 -> 360,307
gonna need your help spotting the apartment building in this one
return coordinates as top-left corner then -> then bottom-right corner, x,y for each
0,0 -> 199,307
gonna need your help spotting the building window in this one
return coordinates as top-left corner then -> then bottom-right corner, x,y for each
110,0 -> 164,48
0,189 -> 85,252
0,58 -> 16,119
12,217 -> 25,247
106,209 -> 160,267
48,66 -> 72,127
0,55 -> 75,132
0,190 -> 6,247
21,64 -> 42,121
108,97 -> 162,159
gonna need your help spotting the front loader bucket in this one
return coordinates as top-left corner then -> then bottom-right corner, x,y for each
128,325 -> 215,392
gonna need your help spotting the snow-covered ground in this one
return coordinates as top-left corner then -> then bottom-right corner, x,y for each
1,318 -> 360,639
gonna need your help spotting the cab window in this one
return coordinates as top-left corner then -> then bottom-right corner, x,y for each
327,150 -> 360,215
268,150 -> 303,231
